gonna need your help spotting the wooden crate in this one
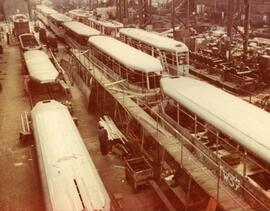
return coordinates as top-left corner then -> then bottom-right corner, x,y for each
125,157 -> 154,191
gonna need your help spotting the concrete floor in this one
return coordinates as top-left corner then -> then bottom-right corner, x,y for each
0,45 -> 43,210
0,43 -> 162,210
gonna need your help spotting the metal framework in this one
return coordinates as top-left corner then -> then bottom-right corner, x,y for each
171,0 -> 192,41
226,0 -> 251,61
116,0 -> 128,22
63,47 -> 270,210
138,0 -> 152,28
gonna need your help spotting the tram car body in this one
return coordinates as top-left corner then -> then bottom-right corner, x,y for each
31,100 -> 111,211
48,13 -> 72,38
119,28 -> 189,75
23,50 -> 59,83
36,5 -> 58,26
18,33 -> 42,51
160,77 -> 270,209
68,9 -> 91,24
88,16 -> 123,37
88,36 -> 162,93
63,21 -> 100,50
12,14 -> 30,36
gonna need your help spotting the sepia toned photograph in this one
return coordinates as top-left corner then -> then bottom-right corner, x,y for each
0,0 -> 269,210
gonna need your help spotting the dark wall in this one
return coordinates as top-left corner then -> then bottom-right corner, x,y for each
0,0 -> 4,20
2,0 -> 28,20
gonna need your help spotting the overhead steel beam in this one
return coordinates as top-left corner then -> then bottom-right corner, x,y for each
243,0 -> 250,61
116,0 -> 128,22
227,0 -> 234,61
138,0 -> 152,28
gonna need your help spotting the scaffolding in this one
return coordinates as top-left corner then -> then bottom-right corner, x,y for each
67,48 -> 269,210
226,0 -> 251,61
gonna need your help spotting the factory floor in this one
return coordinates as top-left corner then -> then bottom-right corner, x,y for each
0,42 -> 162,210
0,45 -> 43,210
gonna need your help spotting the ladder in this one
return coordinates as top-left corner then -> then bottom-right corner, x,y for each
158,49 -> 169,74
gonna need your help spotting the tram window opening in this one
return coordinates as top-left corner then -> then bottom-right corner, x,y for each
88,40 -> 159,90
148,73 -> 160,89
163,96 -> 244,153
178,53 -> 188,65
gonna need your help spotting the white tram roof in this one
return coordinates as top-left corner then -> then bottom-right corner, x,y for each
36,5 -> 58,15
120,28 -> 189,53
31,100 -> 110,210
88,16 -> 124,29
160,77 -> 270,164
24,50 -> 59,83
63,21 -> 100,37
12,14 -> 28,23
68,9 -> 90,18
49,13 -> 72,22
88,36 -> 162,73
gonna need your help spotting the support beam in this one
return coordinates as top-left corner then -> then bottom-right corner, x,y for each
226,0 -> 251,62
139,0 -> 152,28
243,0 -> 250,61
186,0 -> 190,39
116,0 -> 128,22
171,0 -> 175,37
227,0 -> 234,61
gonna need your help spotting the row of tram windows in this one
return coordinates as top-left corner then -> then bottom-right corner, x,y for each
89,23 -> 102,33
64,28 -> 89,46
71,16 -> 87,24
120,35 -> 188,66
90,22 -> 118,36
48,17 -> 63,28
88,45 -> 160,90
164,51 -> 189,66
121,36 -> 154,56
163,97 -> 245,155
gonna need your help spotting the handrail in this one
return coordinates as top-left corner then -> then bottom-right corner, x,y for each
68,47 -> 269,210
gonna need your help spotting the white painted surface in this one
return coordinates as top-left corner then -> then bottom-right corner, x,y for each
63,21 -> 100,37
31,100 -> 110,211
88,16 -> 123,29
161,77 -> 270,164
24,50 -> 59,83
120,28 -> 189,53
89,36 -> 163,73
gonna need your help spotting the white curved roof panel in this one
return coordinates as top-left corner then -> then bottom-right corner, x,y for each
88,16 -> 123,29
63,21 -> 100,36
31,100 -> 110,211
36,5 -> 58,15
160,77 -> 270,164
68,9 -> 90,18
49,13 -> 72,22
120,28 -> 189,53
12,14 -> 28,23
24,50 -> 59,83
89,36 -> 162,73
